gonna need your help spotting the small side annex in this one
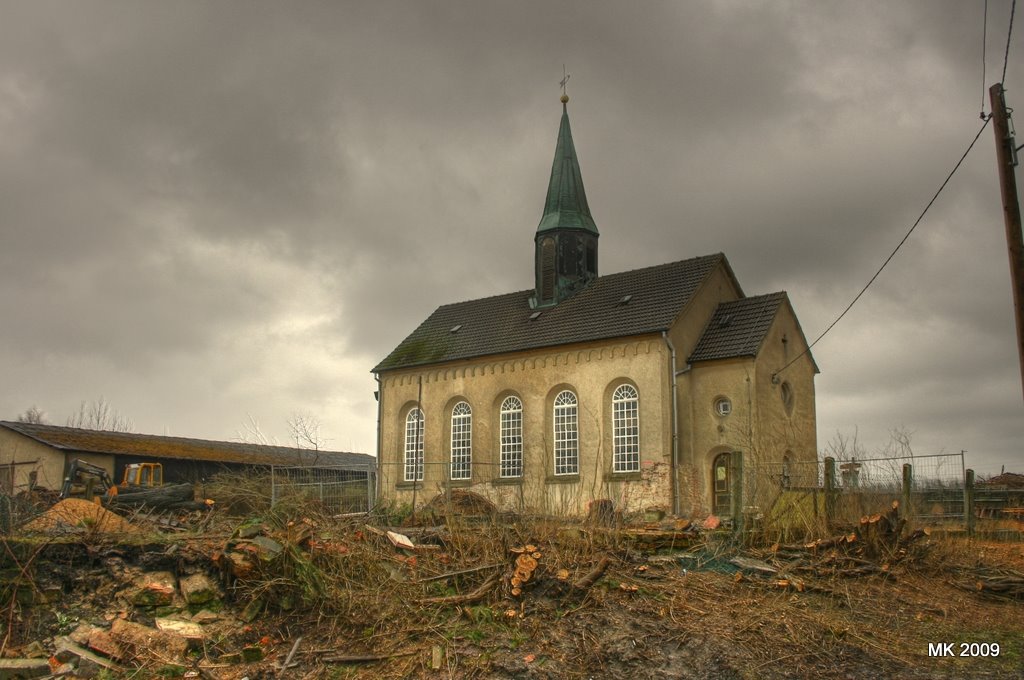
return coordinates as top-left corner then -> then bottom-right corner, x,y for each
0,421 -> 374,495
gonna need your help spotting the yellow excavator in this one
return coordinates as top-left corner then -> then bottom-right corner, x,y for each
121,462 -> 163,489
59,460 -> 164,499
59,460 -> 206,509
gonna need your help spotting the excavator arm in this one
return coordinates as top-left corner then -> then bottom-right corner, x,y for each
59,459 -> 116,500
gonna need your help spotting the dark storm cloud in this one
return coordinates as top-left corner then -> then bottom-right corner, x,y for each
0,1 -> 1020,466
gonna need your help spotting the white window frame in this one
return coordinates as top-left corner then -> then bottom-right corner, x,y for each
450,401 -> 472,481
714,397 -> 732,417
499,396 -> 523,478
404,408 -> 424,482
553,390 -> 579,476
612,384 -> 640,473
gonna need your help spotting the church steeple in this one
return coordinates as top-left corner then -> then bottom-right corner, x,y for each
537,96 -> 599,234
531,94 -> 599,308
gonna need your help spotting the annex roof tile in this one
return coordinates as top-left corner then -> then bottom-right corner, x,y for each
688,292 -> 787,363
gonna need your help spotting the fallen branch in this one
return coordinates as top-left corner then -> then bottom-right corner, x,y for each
276,636 -> 302,676
573,555 -> 612,590
416,563 -> 503,583
321,650 -> 418,664
419,573 -> 500,605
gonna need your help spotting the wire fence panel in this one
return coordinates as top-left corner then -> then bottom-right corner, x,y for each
745,452 -> 967,541
843,453 -> 965,522
745,458 -> 827,542
270,464 -> 376,514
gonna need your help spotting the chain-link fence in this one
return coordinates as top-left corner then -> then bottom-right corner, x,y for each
270,464 -> 376,514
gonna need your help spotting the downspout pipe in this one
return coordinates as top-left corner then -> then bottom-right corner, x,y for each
662,331 -> 681,516
373,373 -> 382,511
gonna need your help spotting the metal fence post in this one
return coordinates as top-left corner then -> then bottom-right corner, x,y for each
730,451 -> 744,537
270,465 -> 277,509
965,468 -> 975,537
901,463 -> 913,521
0,494 -> 10,535
824,457 -> 837,527
366,466 -> 375,512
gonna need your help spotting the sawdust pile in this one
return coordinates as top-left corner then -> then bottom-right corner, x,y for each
22,498 -> 142,535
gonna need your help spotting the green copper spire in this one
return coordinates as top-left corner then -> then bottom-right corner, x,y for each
537,97 -> 598,234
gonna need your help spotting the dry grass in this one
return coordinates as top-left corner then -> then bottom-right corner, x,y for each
211,507 -> 1024,679
3,490 -> 1023,678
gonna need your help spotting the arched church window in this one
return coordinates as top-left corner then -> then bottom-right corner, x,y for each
404,409 -> 424,482
612,384 -> 640,473
553,390 -> 579,476
499,396 -> 523,478
450,402 -> 472,480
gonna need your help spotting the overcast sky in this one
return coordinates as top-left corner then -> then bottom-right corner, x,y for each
1,1 -> 1021,475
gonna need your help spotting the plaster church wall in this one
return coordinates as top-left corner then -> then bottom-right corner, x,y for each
378,335 -> 671,515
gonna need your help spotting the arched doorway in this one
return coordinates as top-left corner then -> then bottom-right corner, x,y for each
712,452 -> 732,515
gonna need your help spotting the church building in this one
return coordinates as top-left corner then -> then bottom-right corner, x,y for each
372,94 -> 818,518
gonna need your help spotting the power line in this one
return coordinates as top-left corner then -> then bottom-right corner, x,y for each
772,117 -> 993,381
1002,0 -> 1017,84
982,0 -> 989,118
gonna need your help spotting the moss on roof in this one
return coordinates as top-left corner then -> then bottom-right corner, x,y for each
1,421 -> 374,468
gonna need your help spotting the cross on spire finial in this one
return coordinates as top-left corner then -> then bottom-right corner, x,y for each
559,65 -> 570,103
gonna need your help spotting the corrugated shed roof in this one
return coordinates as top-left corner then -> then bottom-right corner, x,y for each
980,472 -> 1024,488
373,254 -> 726,372
688,292 -> 787,363
0,421 -> 374,468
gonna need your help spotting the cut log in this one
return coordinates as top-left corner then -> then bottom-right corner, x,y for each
110,483 -> 195,509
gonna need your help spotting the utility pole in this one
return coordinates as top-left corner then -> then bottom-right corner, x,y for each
990,83 -> 1024,400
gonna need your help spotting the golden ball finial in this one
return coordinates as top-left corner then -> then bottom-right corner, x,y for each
560,94 -> 569,104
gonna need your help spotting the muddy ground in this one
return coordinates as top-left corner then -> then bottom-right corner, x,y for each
1,500 -> 1023,679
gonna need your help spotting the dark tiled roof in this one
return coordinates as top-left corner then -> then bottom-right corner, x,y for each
0,421 -> 374,468
374,254 -> 728,372
688,292 -> 787,363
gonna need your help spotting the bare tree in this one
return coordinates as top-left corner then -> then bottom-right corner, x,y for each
822,427 -> 867,462
879,426 -> 915,459
16,405 -> 48,424
66,397 -> 134,432
287,411 -> 326,451
234,413 -> 277,445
